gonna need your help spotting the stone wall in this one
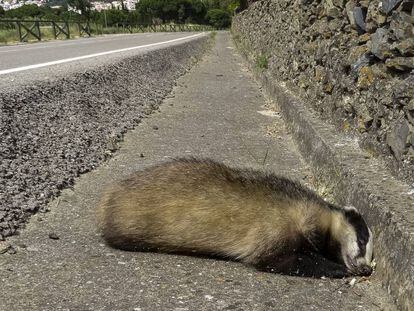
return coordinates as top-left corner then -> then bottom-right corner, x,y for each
233,0 -> 414,182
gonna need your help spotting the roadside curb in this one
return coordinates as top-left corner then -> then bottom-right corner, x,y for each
233,39 -> 414,310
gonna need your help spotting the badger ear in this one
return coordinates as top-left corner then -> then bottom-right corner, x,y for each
343,205 -> 358,213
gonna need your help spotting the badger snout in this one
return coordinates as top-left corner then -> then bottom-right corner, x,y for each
356,264 -> 372,276
345,255 -> 373,276
346,264 -> 372,276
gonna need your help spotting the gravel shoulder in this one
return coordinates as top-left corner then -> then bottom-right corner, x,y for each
0,32 -> 397,310
0,33 -> 208,240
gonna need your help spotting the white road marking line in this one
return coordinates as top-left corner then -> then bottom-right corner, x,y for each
0,32 -> 205,75
0,32 -> 173,53
0,41 -> 103,53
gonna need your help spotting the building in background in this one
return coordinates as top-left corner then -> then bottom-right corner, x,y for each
0,0 -> 139,11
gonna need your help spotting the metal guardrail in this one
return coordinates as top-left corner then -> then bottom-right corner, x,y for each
0,19 -> 212,43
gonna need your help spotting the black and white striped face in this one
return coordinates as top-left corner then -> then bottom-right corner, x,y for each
340,206 -> 374,276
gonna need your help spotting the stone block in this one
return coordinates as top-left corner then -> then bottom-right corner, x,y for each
392,37 -> 414,56
369,28 -> 395,59
380,0 -> 403,14
385,56 -> 414,70
386,119 -> 410,160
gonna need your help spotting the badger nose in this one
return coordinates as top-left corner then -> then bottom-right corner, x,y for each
359,265 -> 373,276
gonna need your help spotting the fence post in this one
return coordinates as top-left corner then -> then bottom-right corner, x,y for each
66,21 -> 70,39
52,21 -> 57,39
86,22 -> 91,36
16,21 -> 23,42
35,20 -> 41,41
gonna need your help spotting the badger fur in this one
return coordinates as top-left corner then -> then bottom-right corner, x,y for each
98,158 -> 373,277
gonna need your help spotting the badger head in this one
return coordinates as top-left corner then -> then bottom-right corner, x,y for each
329,206 -> 374,276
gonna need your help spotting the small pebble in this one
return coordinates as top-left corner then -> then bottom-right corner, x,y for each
0,243 -> 12,254
152,125 -> 159,130
48,232 -> 60,240
7,246 -> 17,254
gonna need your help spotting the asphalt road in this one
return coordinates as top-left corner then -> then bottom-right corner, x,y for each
0,32 -> 203,74
0,32 -> 396,310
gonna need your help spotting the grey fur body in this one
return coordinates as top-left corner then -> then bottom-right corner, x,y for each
98,158 -> 373,277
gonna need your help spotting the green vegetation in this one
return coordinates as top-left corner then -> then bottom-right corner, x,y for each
205,8 -> 230,28
256,54 -> 269,70
0,0 -> 243,44
136,0 -> 206,24
135,0 -> 239,27
0,0 -> 241,25
68,0 -> 92,17
0,28 -> 16,43
2,4 -> 70,20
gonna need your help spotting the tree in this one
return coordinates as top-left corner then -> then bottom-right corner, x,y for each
126,10 -> 142,25
60,10 -> 82,21
136,0 -> 164,22
206,8 -> 230,28
188,0 -> 207,24
0,6 -> 5,18
67,0 -> 92,19
239,0 -> 248,10
5,4 -> 42,19
136,0 -> 207,24
204,0 -> 239,10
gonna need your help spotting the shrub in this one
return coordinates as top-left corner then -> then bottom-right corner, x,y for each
206,8 -> 230,29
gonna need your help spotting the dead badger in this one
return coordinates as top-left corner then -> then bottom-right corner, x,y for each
98,158 -> 373,277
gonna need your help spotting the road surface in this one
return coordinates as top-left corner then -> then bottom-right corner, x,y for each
0,32 -> 203,74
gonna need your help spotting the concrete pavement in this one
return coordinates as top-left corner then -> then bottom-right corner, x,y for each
0,32 -> 396,310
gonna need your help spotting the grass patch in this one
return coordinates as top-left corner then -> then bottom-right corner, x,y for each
210,30 -> 217,39
0,24 -> 84,44
256,54 -> 269,70
0,29 -> 18,44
